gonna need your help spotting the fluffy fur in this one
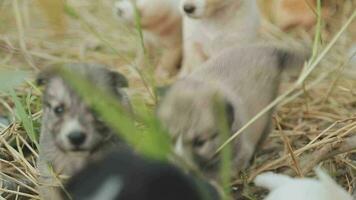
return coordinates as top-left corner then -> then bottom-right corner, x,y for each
63,150 -> 220,200
265,0 -> 316,30
37,63 -> 130,199
179,0 -> 261,76
158,44 -> 307,179
254,169 -> 353,200
114,0 -> 183,78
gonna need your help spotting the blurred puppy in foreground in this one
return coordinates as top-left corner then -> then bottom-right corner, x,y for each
158,44 -> 307,179
179,0 -> 261,76
63,150 -> 220,200
37,63 -> 130,199
114,0 -> 182,78
254,169 -> 353,200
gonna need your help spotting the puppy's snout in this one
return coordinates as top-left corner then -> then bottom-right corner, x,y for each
183,4 -> 196,14
67,131 -> 86,146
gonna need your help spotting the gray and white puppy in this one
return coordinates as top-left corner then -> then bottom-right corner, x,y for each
158,44 -> 307,179
36,63 -> 130,200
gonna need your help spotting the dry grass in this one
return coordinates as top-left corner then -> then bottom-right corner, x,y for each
0,0 -> 355,199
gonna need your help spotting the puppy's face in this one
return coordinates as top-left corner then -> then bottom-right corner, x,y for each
114,0 -> 136,23
157,81 -> 234,171
180,0 -> 238,18
39,64 -> 129,154
114,0 -> 175,28
41,77 -> 110,153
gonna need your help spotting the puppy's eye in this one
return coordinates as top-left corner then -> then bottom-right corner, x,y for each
193,137 -> 206,148
53,105 -> 65,116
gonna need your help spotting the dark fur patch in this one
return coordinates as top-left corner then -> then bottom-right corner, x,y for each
110,71 -> 129,88
224,100 -> 235,130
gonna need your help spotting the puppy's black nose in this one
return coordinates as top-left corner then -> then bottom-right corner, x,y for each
68,131 -> 86,146
183,4 -> 196,14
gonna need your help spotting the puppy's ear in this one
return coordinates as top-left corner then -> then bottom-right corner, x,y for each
36,70 -> 52,86
224,100 -> 235,130
36,65 -> 63,86
109,71 -> 129,88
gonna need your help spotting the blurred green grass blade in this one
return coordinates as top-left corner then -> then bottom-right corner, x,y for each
64,4 -> 80,19
59,68 -> 171,160
311,0 -> 322,61
0,69 -> 28,92
132,2 -> 158,103
10,90 -> 39,149
214,96 -> 232,199
133,2 -> 146,56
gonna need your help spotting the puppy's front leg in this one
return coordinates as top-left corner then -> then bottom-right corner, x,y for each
179,42 -> 208,77
155,44 -> 182,78
232,136 -> 256,174
37,161 -> 63,200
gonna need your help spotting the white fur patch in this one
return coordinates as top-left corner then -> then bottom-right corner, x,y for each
88,176 -> 123,200
59,119 -> 83,147
254,169 -> 353,200
174,134 -> 185,157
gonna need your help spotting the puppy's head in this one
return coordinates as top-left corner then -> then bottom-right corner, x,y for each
38,63 -> 129,153
157,80 -> 234,172
114,0 -> 136,23
180,0 -> 238,18
114,0 -> 176,28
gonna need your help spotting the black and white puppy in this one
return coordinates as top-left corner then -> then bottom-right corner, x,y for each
63,150 -> 220,200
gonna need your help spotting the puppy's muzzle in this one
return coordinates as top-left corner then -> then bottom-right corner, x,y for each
183,4 -> 196,14
67,131 -> 86,147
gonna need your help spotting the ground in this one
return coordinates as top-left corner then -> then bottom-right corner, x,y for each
0,0 -> 355,199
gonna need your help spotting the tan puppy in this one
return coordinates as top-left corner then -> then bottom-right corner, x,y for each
114,0 -> 182,78
261,0 -> 317,31
179,0 -> 261,76
158,44 -> 307,179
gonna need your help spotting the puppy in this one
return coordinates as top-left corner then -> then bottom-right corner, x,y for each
263,0 -> 317,31
254,169 -> 353,200
158,44 -> 307,179
114,0 -> 182,78
179,0 -> 261,76
37,63 -> 130,199
63,150 -> 220,200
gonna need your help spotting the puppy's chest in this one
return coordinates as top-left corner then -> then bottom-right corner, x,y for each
198,24 -> 257,56
52,152 -> 88,176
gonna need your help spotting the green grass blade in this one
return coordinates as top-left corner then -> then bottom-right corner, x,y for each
214,96 -> 232,199
64,3 -> 80,19
10,90 -> 39,149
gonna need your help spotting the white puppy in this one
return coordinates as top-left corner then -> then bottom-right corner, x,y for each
255,169 -> 353,200
114,0 -> 183,78
179,0 -> 261,76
